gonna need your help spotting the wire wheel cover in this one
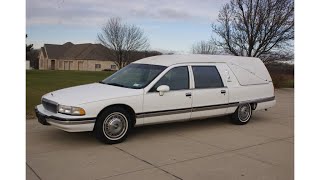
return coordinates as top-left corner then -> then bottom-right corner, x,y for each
238,104 -> 251,122
103,112 -> 128,140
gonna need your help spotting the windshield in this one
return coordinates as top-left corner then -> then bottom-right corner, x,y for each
101,63 -> 167,89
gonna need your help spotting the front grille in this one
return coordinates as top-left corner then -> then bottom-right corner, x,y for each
42,98 -> 58,113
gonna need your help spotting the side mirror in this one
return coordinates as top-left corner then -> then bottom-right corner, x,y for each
156,85 -> 170,96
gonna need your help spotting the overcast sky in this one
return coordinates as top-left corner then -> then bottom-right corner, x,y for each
26,0 -> 228,53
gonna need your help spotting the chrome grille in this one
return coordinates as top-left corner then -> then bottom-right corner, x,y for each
42,98 -> 58,113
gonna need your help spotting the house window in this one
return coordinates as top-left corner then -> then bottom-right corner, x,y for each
95,64 -> 101,69
111,65 -> 116,70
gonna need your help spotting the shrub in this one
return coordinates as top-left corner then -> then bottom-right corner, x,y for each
266,62 -> 294,88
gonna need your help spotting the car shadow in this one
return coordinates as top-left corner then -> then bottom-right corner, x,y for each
129,116 -> 231,138
32,113 -> 270,145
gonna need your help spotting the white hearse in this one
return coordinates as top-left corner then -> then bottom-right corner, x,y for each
35,55 -> 275,144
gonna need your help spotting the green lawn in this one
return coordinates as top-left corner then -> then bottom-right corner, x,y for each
26,70 -> 114,119
269,73 -> 294,88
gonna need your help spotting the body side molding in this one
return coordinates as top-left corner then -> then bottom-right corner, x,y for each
137,96 -> 275,118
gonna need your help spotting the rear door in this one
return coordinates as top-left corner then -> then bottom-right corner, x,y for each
190,64 -> 229,119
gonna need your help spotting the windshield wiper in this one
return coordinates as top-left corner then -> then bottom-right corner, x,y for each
106,82 -> 127,88
98,81 -> 106,84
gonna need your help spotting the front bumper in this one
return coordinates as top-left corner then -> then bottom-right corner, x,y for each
35,106 -> 96,132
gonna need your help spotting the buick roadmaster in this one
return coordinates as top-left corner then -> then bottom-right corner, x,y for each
35,55 -> 276,144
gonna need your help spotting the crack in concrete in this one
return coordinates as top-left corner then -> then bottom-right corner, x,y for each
157,137 -> 293,167
96,136 -> 293,180
27,162 -> 42,180
108,146 -> 183,180
94,167 -> 155,180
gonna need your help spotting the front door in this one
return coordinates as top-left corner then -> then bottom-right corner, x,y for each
50,60 -> 55,70
190,65 -> 229,119
142,66 -> 192,125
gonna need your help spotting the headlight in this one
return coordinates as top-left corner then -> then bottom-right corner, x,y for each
58,105 -> 86,116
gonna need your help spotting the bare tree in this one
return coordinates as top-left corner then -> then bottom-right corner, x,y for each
192,41 -> 217,54
26,34 -> 34,59
98,17 -> 150,68
212,0 -> 294,61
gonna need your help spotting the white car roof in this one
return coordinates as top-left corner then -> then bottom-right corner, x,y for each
133,54 -> 261,66
134,54 -> 272,85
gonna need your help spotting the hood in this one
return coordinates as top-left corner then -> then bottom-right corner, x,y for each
42,83 -> 143,105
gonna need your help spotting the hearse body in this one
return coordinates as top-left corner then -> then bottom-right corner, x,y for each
35,55 -> 275,144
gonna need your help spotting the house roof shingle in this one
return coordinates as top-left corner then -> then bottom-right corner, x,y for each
42,42 -> 114,61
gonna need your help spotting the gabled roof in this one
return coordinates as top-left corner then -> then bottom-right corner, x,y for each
40,47 -> 47,58
42,42 -> 114,61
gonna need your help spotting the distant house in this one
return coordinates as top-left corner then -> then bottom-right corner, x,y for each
26,60 -> 31,70
39,42 -> 117,71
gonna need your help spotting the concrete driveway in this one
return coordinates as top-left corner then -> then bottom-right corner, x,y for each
27,89 -> 294,180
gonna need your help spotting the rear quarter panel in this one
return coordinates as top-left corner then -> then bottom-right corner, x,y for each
216,63 -> 275,114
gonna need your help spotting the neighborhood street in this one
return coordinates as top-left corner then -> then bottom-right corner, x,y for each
27,89 -> 293,180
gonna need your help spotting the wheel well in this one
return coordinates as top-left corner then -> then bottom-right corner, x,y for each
97,104 -> 136,126
250,103 -> 257,110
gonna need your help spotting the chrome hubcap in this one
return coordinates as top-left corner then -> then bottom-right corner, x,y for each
103,112 -> 128,140
238,104 -> 251,122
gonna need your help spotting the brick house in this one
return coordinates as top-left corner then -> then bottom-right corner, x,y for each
39,42 -> 118,71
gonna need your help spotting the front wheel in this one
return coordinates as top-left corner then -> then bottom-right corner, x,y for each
94,107 -> 132,144
230,103 -> 252,125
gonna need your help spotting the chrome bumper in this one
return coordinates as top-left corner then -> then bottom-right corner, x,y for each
35,106 -> 96,132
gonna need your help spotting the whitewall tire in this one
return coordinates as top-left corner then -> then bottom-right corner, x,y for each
230,103 -> 252,125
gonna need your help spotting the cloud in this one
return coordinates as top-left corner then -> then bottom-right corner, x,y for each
26,0 -> 228,26
157,8 -> 194,20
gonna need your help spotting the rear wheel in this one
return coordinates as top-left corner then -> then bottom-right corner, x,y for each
230,103 -> 252,125
94,106 -> 132,144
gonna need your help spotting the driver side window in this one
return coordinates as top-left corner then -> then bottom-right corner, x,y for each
150,66 -> 189,92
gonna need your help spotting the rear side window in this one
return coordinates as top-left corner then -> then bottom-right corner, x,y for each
192,66 -> 224,88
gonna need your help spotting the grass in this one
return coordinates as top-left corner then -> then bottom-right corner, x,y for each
266,63 -> 294,88
26,70 -> 114,119
270,73 -> 294,88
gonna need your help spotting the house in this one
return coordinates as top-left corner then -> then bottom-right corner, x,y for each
26,60 -> 31,70
39,42 -> 117,71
